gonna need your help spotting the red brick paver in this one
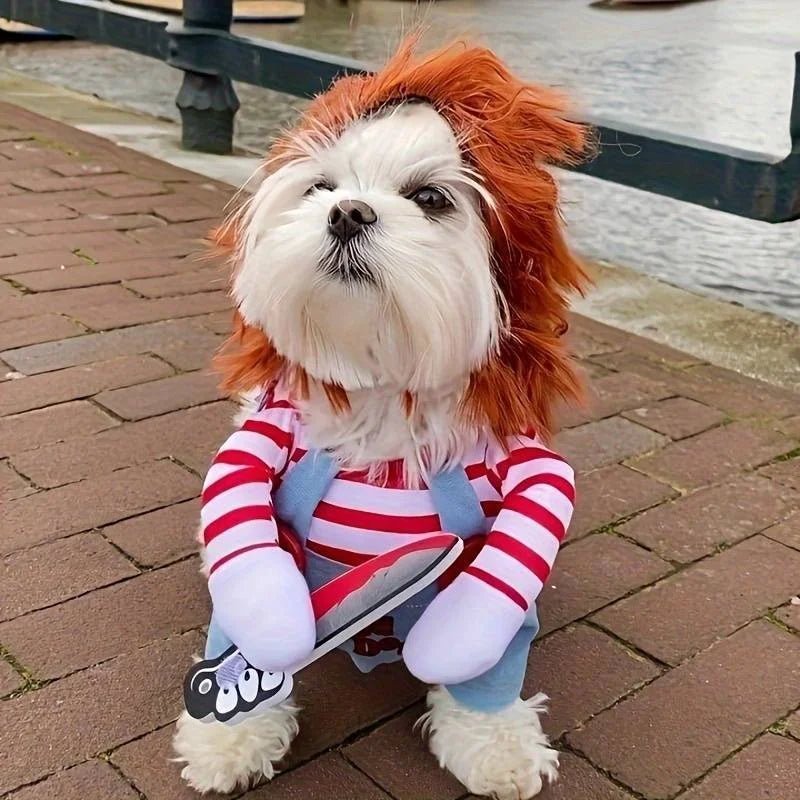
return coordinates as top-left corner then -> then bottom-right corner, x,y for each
1,104 -> 798,800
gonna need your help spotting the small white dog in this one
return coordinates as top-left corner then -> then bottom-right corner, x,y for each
174,37 -> 588,800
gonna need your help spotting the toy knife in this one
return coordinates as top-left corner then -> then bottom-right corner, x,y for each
183,533 -> 464,725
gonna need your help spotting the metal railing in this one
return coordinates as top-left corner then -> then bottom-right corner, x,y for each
0,0 -> 798,223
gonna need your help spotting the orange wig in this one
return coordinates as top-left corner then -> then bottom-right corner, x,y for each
215,36 -> 590,442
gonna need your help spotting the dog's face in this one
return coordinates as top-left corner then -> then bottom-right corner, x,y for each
233,103 -> 498,393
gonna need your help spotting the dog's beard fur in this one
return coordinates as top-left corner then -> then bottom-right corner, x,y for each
232,103 -> 501,477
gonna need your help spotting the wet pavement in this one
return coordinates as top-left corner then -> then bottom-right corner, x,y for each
1,0 -> 799,322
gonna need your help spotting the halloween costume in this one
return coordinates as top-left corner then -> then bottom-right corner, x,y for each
202,385 -> 574,711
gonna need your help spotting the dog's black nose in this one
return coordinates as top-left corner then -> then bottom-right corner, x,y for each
328,199 -> 377,243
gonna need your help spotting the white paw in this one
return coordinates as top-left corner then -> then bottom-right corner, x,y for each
173,701 -> 299,794
419,686 -> 558,800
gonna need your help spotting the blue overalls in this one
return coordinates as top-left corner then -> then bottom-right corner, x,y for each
205,451 -> 539,713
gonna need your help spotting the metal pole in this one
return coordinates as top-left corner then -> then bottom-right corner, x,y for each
175,0 -> 240,154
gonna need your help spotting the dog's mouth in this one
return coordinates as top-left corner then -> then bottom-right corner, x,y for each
319,242 -> 378,287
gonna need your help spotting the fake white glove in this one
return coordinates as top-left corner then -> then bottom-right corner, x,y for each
402,571 -> 525,686
208,547 -> 315,672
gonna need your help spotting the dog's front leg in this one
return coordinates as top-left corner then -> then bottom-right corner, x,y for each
173,701 -> 300,794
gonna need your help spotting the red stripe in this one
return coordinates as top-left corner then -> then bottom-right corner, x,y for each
202,466 -> 267,504
214,449 -> 272,473
306,540 -> 372,567
290,448 -> 307,463
464,566 -> 528,611
481,499 -> 503,517
465,462 -> 487,480
503,494 -> 566,540
209,542 -> 278,575
485,467 -> 502,494
314,501 -> 440,534
269,399 -> 295,410
496,447 -> 565,481
486,531 -> 551,583
240,418 -> 293,449
204,504 -> 273,543
508,473 -> 576,503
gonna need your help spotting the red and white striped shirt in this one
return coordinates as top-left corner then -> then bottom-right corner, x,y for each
201,390 -> 575,612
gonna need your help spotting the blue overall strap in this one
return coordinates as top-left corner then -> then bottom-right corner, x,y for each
427,466 -> 486,539
273,449 -> 338,543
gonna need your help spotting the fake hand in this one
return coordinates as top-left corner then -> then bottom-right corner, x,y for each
208,547 -> 315,672
403,572 -> 526,686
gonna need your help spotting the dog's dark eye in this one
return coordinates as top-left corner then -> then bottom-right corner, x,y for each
306,181 -> 335,195
408,186 -> 452,211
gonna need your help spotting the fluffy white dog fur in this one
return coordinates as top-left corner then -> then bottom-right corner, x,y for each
174,102 -> 558,798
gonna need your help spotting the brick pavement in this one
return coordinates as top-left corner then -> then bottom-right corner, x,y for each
0,103 -> 798,800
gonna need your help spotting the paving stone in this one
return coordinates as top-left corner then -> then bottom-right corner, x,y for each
0,460 -> 34,501
619,475 -> 799,563
0,284 -> 132,324
95,370 -> 223,420
8,760 -> 139,800
0,229 -> 132,258
11,401 -> 232,488
131,218 -> 215,245
762,513 -> 800,551
344,706 -> 465,800
14,213 -> 162,237
2,318 -> 211,375
0,248 -> 85,275
12,256 -> 197,292
568,621 -> 800,799
288,650 -> 425,765
525,624 -> 661,737
566,318 -> 622,359
0,400 -> 118,456
594,535 -> 800,664
0,658 -> 22,696
630,422 -> 796,491
556,417 -> 669,473
96,178 -> 169,198
152,201 -> 218,223
0,558 -> 208,679
681,364 -> 800,419
124,264 -> 227,297
103,498 -> 200,567
0,314 -> 84,350
0,631 -> 202,795
538,752 -> 635,800
0,200 -> 77,225
0,354 -> 173,416
788,710 -> 800,739
760,457 -> 800,492
778,416 -> 800,438
570,464 -> 677,539
155,332 -> 224,371
72,291 -> 230,331
2,460 -> 199,555
50,160 -> 121,177
198,310 -> 233,335
537,534 -> 672,635
622,397 -> 726,440
247,753 -> 391,800
560,372 -> 672,428
680,733 -> 800,800
776,601 -> 800,631
111,726 -> 203,800
0,532 -> 138,622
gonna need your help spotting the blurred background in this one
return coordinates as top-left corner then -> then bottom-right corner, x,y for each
1,0 -> 798,323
